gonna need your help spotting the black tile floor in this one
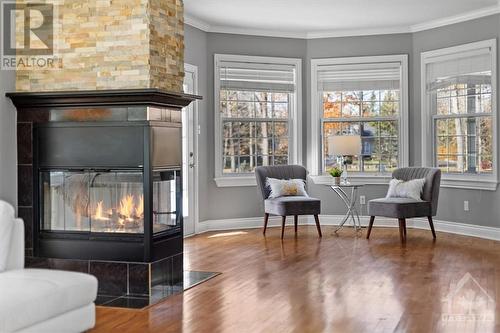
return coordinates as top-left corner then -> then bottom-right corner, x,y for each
96,271 -> 221,309
184,270 -> 221,290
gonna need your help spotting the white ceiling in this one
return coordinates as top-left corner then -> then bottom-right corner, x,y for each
184,0 -> 500,38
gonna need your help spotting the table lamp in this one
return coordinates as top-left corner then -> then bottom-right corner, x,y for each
327,135 -> 362,184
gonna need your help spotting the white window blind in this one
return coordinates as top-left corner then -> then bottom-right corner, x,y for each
426,48 -> 492,92
219,61 -> 296,92
317,63 -> 401,92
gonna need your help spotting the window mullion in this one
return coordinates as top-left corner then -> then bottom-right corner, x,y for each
433,113 -> 492,120
321,116 -> 397,122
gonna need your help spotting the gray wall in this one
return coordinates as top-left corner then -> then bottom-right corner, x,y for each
0,69 -> 17,207
185,14 -> 500,228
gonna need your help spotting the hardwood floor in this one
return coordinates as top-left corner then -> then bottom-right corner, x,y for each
92,226 -> 500,333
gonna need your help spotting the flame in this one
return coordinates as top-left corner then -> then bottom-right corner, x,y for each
136,195 -> 144,218
94,201 -> 110,221
119,194 -> 135,221
92,194 -> 143,229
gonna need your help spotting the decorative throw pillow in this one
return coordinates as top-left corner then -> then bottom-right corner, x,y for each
0,201 -> 15,272
386,178 -> 426,201
266,178 -> 308,199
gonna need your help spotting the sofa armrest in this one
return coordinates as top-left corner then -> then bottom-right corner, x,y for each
5,218 -> 24,270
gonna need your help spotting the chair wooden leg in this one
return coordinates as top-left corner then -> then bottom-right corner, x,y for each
294,215 -> 298,233
281,216 -> 286,239
403,219 -> 407,239
398,218 -> 406,243
428,216 -> 437,239
367,216 -> 375,239
313,215 -> 322,238
263,213 -> 269,235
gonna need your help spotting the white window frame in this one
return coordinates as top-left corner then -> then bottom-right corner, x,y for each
214,54 -> 302,187
309,55 -> 409,185
421,39 -> 498,191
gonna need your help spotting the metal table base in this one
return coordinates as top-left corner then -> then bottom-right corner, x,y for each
330,185 -> 363,233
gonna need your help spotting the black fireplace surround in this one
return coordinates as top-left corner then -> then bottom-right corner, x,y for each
7,89 -> 201,300
36,121 -> 182,262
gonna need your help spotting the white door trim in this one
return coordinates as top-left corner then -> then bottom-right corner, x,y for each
184,63 -> 199,235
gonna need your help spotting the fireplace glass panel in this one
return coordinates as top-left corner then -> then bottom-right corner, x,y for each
153,170 -> 180,234
89,171 -> 144,233
41,170 -> 144,234
40,169 -> 181,235
41,171 -> 90,232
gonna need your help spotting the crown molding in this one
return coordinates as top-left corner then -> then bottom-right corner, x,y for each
184,14 -> 211,31
410,4 -> 500,32
209,25 -> 308,39
306,26 -> 411,39
185,5 -> 500,39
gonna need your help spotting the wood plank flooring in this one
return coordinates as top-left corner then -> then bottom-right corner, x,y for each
92,226 -> 500,333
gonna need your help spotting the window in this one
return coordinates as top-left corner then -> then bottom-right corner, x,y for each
310,55 -> 409,182
421,40 -> 497,190
214,54 -> 301,187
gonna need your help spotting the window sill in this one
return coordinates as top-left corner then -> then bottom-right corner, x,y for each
214,174 -> 498,190
214,176 -> 256,187
309,174 -> 392,185
440,176 -> 498,191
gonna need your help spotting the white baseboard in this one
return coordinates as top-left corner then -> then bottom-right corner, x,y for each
196,215 -> 500,241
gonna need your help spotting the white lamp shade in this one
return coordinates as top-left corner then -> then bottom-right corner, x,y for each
328,135 -> 361,156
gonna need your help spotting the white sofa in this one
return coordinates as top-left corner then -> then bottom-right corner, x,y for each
0,202 -> 98,333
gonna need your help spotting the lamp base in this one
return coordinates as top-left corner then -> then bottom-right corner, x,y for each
341,162 -> 349,185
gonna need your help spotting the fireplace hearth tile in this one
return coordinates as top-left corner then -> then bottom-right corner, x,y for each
95,295 -> 120,306
17,166 -> 33,206
90,261 -> 128,296
151,256 -> 172,287
25,256 -> 49,268
17,109 -> 50,123
151,256 -> 175,298
96,270 -> 221,310
104,296 -> 151,309
183,271 -> 221,290
128,263 -> 150,296
17,123 -> 32,164
48,258 -> 88,273
172,254 -> 183,292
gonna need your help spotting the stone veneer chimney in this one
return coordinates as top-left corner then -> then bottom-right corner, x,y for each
15,0 -> 184,92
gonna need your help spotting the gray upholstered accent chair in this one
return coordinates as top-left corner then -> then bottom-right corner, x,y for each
367,167 -> 441,242
255,165 -> 322,239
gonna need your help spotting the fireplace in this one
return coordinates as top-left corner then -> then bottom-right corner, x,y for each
34,120 -> 183,262
7,89 -> 200,299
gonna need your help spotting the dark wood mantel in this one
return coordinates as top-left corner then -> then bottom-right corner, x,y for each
6,88 -> 201,109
